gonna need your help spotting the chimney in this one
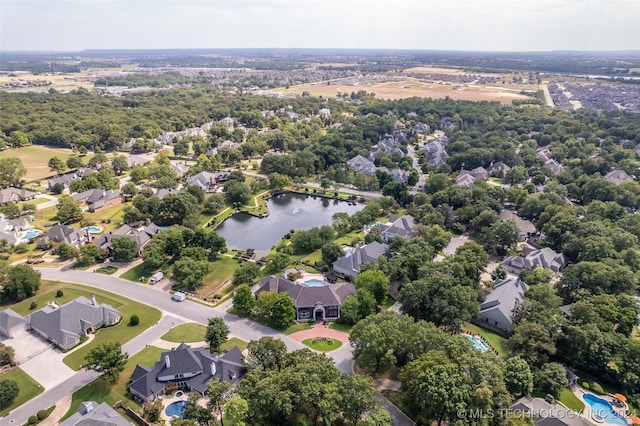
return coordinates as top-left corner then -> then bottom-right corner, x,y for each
91,294 -> 97,306
145,218 -> 151,227
210,362 -> 217,376
165,355 -> 171,368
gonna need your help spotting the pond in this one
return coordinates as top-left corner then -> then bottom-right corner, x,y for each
216,192 -> 364,255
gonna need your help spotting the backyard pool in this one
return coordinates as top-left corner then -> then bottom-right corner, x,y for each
582,394 -> 627,425
165,400 -> 186,418
19,229 -> 43,242
464,335 -> 490,353
82,226 -> 103,234
305,279 -> 326,287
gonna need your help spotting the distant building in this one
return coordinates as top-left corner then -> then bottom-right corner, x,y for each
72,189 -> 123,212
488,161 -> 511,178
347,155 -> 377,176
47,168 -> 97,190
478,278 -> 528,333
28,295 -> 121,350
456,167 -> 488,188
332,241 -> 390,278
503,247 -> 567,274
377,214 -> 417,242
93,220 -> 160,255
0,188 -> 36,205
128,343 -> 246,403
605,169 -> 633,185
186,171 -> 231,192
37,224 -> 89,249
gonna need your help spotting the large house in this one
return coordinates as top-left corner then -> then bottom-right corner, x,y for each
37,223 -> 89,249
0,216 -> 31,246
511,396 -> 590,426
503,247 -> 567,274
94,220 -> 160,255
332,241 -> 390,278
421,137 -> 449,166
253,275 -> 356,321
456,167 -> 489,188
186,171 -> 231,192
376,214 -> 417,242
47,168 -> 97,190
28,295 -> 121,350
59,401 -> 132,426
72,189 -> 123,212
128,343 -> 246,403
347,155 -> 377,176
478,278 -> 529,333
0,188 -> 36,205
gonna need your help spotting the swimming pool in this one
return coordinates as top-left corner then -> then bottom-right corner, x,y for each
583,394 -> 627,425
305,279 -> 326,287
165,400 -> 186,418
464,335 -> 489,353
175,391 -> 183,398
82,226 -> 103,234
19,229 -> 43,241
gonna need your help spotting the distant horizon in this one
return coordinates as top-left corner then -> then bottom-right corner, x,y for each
2,0 -> 639,52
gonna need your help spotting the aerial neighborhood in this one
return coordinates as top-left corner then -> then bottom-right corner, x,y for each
0,48 -> 639,426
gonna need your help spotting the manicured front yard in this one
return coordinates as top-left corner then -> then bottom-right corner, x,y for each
95,266 -> 118,275
0,368 -> 44,417
328,321 -> 353,334
61,346 -> 165,422
302,337 -> 342,352
282,322 -> 314,335
119,263 -> 147,282
161,323 -> 206,343
199,255 -> 239,296
559,388 -> 584,413
220,337 -> 249,352
464,323 -> 508,358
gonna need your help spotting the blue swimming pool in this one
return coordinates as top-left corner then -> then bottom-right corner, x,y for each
82,226 -> 103,234
464,335 -> 489,353
20,229 -> 43,241
305,279 -> 326,287
583,394 -> 627,425
165,400 -> 186,418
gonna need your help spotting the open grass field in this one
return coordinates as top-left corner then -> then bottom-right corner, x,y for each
0,146 -> 92,181
61,346 -> 165,422
199,255 -> 239,297
0,368 -> 44,417
161,322 -> 206,343
558,388 -> 585,413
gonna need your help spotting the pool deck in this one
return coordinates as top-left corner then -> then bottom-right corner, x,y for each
571,387 -> 630,425
159,392 -> 208,423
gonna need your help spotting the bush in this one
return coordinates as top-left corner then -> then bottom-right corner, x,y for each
29,302 -> 37,310
56,290 -> 64,298
129,314 -> 140,326
37,410 -> 48,420
29,415 -> 38,424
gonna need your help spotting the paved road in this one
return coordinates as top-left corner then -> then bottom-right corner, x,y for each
406,144 -> 425,192
3,267 -> 421,425
35,194 -> 58,210
541,82 -> 555,108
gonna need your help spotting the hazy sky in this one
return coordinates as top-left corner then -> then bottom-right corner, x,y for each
2,0 -> 639,52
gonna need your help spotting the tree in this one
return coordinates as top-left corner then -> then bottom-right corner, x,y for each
84,342 -> 128,383
269,293 -> 296,329
51,182 -> 65,194
504,356 -> 533,397
269,172 -> 291,190
48,156 -> 66,175
183,392 -> 213,425
172,257 -> 211,290
222,395 -> 249,426
480,219 -> 521,255
129,314 -> 140,326
232,262 -> 260,286
321,242 -> 343,265
266,252 -> 290,273
320,178 -> 331,192
55,194 -> 83,224
0,157 -> 27,187
519,267 -> 552,286
0,379 -> 19,409
247,336 -> 288,371
534,362 -> 568,398
79,243 -> 103,264
0,343 -> 16,366
121,181 -> 138,200
110,237 -> 138,262
340,375 -> 380,426
506,321 -> 556,367
57,242 -> 78,260
205,317 -> 229,353
142,399 -> 163,423
340,294 -> 363,326
207,380 -> 231,426
66,155 -> 85,170
1,264 -> 41,302
354,269 -> 389,305
224,181 -> 252,205
233,284 -> 256,314
203,194 -> 225,214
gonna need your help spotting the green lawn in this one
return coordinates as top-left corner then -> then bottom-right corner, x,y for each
302,337 -> 342,352
282,322 -> 314,335
95,266 -> 118,275
61,346 -> 165,422
0,145 -> 89,181
328,321 -> 353,334
161,323 -> 206,343
119,263 -> 147,282
464,323 -> 509,358
0,368 -> 44,417
558,388 -> 584,413
200,255 -> 239,296
300,250 -> 323,265
220,337 -> 249,352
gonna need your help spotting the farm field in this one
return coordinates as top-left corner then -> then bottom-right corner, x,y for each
0,145 -> 92,181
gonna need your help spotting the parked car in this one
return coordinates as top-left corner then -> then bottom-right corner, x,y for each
172,291 -> 186,302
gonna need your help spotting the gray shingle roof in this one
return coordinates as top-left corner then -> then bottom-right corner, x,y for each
0,308 -> 27,338
94,221 -> 160,252
37,224 -> 88,248
59,401 -> 132,426
253,276 -> 355,309
332,242 -> 390,278
479,278 -> 528,330
0,188 -> 36,205
378,214 -> 416,241
28,296 -> 121,350
347,155 -> 376,176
